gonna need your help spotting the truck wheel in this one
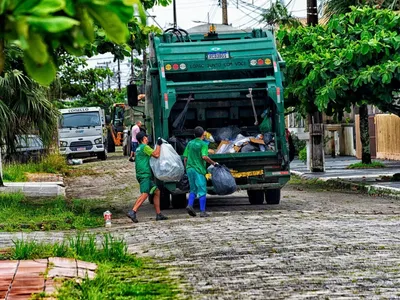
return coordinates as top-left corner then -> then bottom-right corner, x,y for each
247,190 -> 265,205
265,189 -> 281,205
171,193 -> 187,209
107,131 -> 115,153
159,189 -> 171,210
97,150 -> 107,161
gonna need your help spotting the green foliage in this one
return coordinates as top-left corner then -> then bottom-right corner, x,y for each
324,0 -> 400,19
290,132 -> 306,155
4,234 -> 180,299
0,193 -> 103,231
0,0 -> 146,85
58,54 -> 113,98
277,7 -> 400,118
299,147 -> 307,163
347,161 -> 386,169
3,153 -> 68,182
54,88 -> 126,114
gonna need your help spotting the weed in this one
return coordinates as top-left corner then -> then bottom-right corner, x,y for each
3,153 -> 68,182
0,193 -> 103,232
6,234 -> 180,299
299,147 -> 307,163
347,161 -> 386,169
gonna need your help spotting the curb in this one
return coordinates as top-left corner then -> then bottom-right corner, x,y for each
0,181 -> 66,198
290,170 -> 400,198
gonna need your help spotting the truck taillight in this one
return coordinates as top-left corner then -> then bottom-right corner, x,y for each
173,64 -> 179,70
250,58 -> 272,66
180,63 -> 187,70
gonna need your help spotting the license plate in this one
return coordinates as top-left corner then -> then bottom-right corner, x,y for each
207,52 -> 229,60
77,147 -> 86,151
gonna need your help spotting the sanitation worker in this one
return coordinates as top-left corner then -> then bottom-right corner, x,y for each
183,126 -> 218,217
127,131 -> 168,222
128,121 -> 142,162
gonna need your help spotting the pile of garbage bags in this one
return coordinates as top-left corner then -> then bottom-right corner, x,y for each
207,126 -> 276,155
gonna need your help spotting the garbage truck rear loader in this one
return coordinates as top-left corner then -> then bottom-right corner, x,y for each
143,26 -> 290,209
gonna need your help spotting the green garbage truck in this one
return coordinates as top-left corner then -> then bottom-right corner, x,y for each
139,25 -> 290,209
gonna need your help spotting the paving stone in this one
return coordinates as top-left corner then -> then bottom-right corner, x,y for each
77,268 -> 96,280
47,267 -> 77,278
76,260 -> 97,271
48,257 -> 76,269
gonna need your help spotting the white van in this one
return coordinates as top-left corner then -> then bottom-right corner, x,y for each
58,107 -> 107,160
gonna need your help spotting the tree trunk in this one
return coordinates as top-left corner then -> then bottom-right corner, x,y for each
0,14 -> 5,75
359,104 -> 371,164
0,151 -> 3,187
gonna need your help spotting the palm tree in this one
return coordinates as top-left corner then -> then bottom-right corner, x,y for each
323,0 -> 399,18
0,47 -> 58,186
262,0 -> 302,27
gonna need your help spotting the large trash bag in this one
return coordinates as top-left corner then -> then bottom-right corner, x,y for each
263,133 -> 274,145
150,142 -> 184,182
210,164 -> 237,195
168,137 -> 186,155
214,126 -> 241,142
177,173 -> 190,192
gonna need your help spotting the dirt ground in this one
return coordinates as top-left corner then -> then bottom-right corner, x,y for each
21,150 -> 400,298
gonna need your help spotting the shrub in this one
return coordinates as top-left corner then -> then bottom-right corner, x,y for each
299,147 -> 307,163
290,132 -> 306,155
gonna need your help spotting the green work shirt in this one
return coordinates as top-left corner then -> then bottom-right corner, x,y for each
183,138 -> 209,175
135,143 -> 154,179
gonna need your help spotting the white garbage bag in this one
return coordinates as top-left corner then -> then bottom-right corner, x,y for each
150,142 -> 184,182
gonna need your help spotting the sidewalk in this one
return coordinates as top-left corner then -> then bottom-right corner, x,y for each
0,257 -> 96,299
290,156 -> 400,193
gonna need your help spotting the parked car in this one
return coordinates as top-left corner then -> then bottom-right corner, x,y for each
2,135 -> 45,163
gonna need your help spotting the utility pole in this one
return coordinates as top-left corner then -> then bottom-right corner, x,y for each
117,59 -> 121,91
222,0 -> 228,25
97,61 -> 112,89
307,0 -> 324,172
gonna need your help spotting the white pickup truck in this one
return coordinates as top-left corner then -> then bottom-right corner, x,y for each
58,107 -> 107,160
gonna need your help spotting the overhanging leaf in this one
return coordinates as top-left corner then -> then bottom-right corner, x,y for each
87,5 -> 129,44
26,31 -> 48,64
31,0 -> 65,15
27,16 -> 80,33
23,54 -> 56,86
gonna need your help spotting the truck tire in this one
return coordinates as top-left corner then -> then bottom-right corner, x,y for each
123,141 -> 130,156
107,130 -> 115,153
247,190 -> 264,205
160,188 -> 171,210
171,193 -> 187,209
265,189 -> 281,205
97,149 -> 107,161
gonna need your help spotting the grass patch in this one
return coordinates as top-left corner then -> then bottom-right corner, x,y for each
0,193 -> 104,231
3,153 -> 68,182
0,233 -> 180,299
347,161 -> 386,169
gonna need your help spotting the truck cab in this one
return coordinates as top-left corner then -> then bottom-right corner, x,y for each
58,107 -> 108,160
143,25 -> 290,208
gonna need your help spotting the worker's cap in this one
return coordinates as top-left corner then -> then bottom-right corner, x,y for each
137,131 -> 148,143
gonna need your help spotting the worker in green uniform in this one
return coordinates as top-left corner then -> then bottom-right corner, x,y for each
183,126 -> 218,217
127,131 -> 168,223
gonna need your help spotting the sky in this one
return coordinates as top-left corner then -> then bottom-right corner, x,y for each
87,0 -> 317,89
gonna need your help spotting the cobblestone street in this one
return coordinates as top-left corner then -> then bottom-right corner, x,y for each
1,152 -> 400,299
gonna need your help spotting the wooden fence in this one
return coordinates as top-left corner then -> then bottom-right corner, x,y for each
375,114 -> 400,160
356,114 -> 400,160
